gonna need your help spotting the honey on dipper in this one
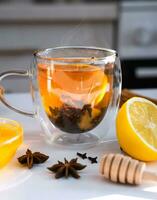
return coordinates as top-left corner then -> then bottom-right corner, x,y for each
100,153 -> 157,185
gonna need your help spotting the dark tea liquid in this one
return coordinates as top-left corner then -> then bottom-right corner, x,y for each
37,63 -> 113,133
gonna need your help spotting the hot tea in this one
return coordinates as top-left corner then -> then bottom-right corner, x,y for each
0,46 -> 121,146
38,62 -> 113,133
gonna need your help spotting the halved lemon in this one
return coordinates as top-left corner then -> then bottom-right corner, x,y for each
0,118 -> 23,167
116,97 -> 157,161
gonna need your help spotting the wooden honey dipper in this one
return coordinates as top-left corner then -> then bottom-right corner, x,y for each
99,153 -> 157,185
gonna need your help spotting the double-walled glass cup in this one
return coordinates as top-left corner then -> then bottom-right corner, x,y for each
0,47 -> 121,148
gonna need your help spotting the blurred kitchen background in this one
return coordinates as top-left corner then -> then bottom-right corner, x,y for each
0,0 -> 157,93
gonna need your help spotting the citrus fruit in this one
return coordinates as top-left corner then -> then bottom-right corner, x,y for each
0,118 -> 23,168
116,97 -> 157,161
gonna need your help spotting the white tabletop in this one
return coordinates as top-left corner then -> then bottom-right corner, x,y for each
0,89 -> 157,200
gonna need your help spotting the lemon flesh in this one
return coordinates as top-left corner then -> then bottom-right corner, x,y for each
116,97 -> 157,161
129,100 -> 157,149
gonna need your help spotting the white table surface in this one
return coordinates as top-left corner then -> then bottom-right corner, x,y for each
0,89 -> 157,200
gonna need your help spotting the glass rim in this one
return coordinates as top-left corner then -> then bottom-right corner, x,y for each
0,117 -> 22,128
34,46 -> 117,64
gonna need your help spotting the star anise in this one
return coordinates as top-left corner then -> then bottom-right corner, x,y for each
47,158 -> 86,179
18,149 -> 49,169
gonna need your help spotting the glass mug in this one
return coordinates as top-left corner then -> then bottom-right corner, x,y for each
0,47 -> 121,148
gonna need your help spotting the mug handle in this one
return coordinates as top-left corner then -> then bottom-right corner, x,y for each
0,70 -> 35,117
